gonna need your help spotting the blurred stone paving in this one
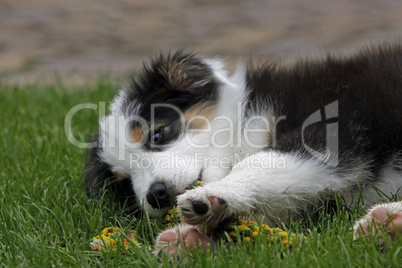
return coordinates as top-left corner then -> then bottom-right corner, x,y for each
0,0 -> 401,84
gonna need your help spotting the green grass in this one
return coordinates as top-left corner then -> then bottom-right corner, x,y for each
0,79 -> 401,267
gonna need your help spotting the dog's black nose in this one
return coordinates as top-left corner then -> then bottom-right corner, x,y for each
192,200 -> 208,215
146,182 -> 170,209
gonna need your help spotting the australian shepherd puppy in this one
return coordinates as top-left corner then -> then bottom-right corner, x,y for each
84,45 -> 402,257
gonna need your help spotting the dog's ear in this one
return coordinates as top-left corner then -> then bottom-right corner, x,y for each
139,51 -> 217,92
83,137 -> 116,197
157,56 -> 214,90
83,134 -> 139,214
83,135 -> 136,195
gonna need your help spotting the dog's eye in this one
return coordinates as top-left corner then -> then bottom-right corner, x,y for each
144,122 -> 177,151
152,128 -> 163,144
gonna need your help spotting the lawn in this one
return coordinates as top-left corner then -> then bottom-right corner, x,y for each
0,79 -> 401,267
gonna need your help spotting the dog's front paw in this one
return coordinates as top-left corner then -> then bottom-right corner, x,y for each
353,201 -> 402,245
154,224 -> 214,261
177,187 -> 235,228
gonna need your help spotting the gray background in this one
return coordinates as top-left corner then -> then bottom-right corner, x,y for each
1,0 -> 401,84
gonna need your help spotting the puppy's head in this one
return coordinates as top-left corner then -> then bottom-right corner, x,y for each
84,51 -> 244,216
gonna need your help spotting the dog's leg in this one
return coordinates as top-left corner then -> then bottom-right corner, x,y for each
154,224 -> 214,261
353,201 -> 402,245
179,150 -> 388,225
177,150 -> 352,226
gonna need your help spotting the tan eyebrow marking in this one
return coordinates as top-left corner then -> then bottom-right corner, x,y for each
113,171 -> 127,181
183,104 -> 216,129
154,123 -> 166,131
131,127 -> 143,143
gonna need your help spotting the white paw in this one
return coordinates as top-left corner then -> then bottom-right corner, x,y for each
353,201 -> 402,244
154,224 -> 214,261
176,187 -> 235,228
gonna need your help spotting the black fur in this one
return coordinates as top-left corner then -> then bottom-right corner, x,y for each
246,44 -> 402,177
128,51 -> 220,151
127,51 -> 220,122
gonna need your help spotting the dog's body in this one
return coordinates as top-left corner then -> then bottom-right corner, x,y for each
84,45 -> 402,256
